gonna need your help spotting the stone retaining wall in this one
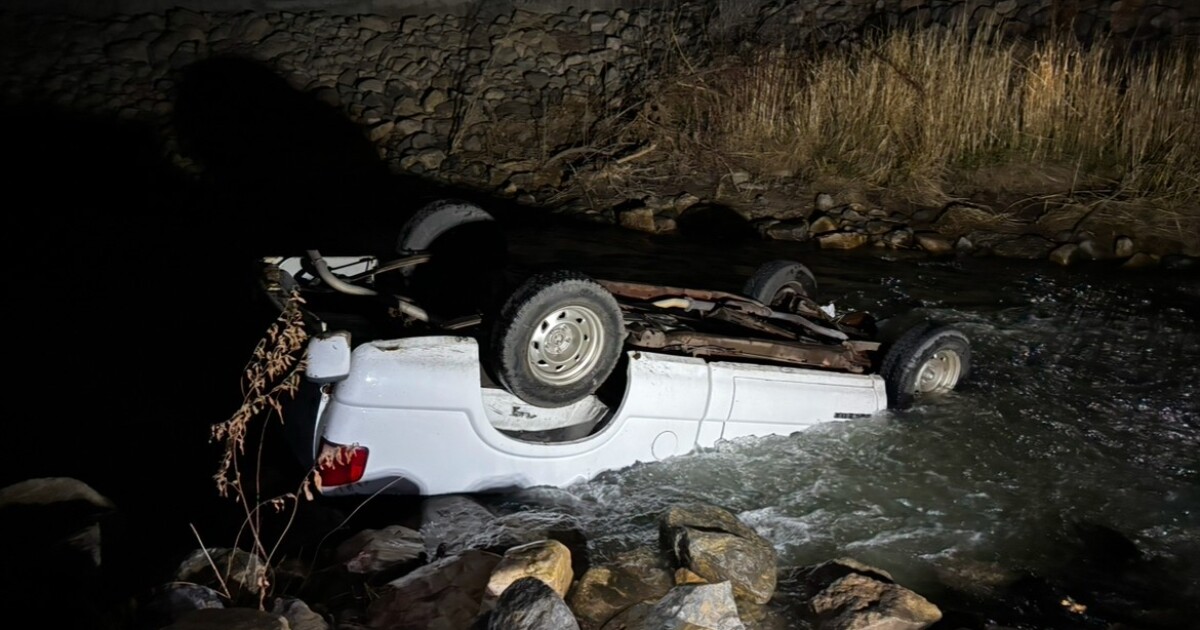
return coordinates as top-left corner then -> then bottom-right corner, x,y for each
0,5 -> 705,194
1,1 -> 1194,201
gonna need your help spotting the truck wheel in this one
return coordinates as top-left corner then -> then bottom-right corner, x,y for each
743,260 -> 818,306
396,199 -> 497,256
490,271 -> 625,408
397,199 -> 506,318
880,322 -> 970,409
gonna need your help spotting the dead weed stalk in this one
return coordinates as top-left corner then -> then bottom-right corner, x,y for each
199,292 -> 359,608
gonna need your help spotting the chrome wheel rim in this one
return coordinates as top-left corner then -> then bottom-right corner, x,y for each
527,304 -> 605,386
915,349 -> 962,394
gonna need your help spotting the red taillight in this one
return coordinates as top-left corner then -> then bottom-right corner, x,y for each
317,439 -> 369,486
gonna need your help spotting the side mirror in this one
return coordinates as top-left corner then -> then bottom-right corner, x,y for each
305,331 -> 351,384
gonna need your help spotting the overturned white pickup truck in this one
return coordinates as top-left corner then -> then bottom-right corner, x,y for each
265,201 -> 971,495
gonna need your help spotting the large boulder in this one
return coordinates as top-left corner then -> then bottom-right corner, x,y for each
271,598 -> 329,630
797,558 -> 941,630
420,495 -> 497,555
639,582 -> 746,630
660,504 -> 777,604
568,547 -> 674,629
0,477 -> 123,625
422,497 -> 587,575
335,524 -> 425,575
488,576 -> 580,630
367,549 -> 501,629
142,583 -> 225,628
486,539 -> 574,605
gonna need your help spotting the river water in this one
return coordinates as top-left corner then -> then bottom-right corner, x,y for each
491,222 -> 1200,628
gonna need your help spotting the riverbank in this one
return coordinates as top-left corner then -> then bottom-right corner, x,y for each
3,5 -> 1197,271
5,477 -> 1195,629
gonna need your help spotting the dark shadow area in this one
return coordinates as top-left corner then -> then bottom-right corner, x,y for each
0,55 -> 529,626
676,202 -> 757,242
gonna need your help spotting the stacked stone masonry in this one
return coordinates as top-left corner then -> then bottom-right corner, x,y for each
1,1 -> 1194,192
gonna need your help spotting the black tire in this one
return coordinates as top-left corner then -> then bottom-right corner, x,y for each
396,200 -> 507,318
880,323 -> 971,409
396,199 -> 497,255
489,271 -> 625,408
743,260 -> 818,306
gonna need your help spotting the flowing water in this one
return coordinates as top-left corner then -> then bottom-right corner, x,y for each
489,223 -> 1200,627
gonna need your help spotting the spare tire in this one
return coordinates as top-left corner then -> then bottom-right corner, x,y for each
743,260 -> 818,306
489,271 -> 625,408
396,200 -> 507,318
880,322 -> 970,409
396,199 -> 497,255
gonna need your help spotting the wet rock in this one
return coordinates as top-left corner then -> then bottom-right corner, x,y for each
175,548 -> 270,603
661,504 -> 762,541
1077,238 -> 1112,260
1,478 -> 123,625
992,234 -> 1056,260
618,206 -> 656,231
882,229 -> 914,249
865,220 -> 892,236
840,208 -> 865,225
933,204 -> 996,236
818,232 -> 869,250
600,601 -> 653,629
799,558 -> 895,591
1161,254 -> 1197,271
143,583 -> 225,627
930,555 -> 1017,601
660,504 -> 777,604
1114,236 -> 1135,259
165,608 -> 287,630
427,501 -> 586,563
815,193 -> 836,212
335,524 -> 424,575
368,549 -> 501,630
1122,252 -> 1158,269
568,547 -> 674,629
810,572 -> 941,630
794,559 -> 941,630
809,215 -> 839,235
272,598 -> 328,630
1048,243 -> 1081,267
764,220 -> 810,241
486,539 -> 573,605
676,568 -> 708,585
641,582 -> 746,630
489,576 -> 580,630
915,233 -> 953,256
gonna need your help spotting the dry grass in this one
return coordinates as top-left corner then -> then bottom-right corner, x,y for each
645,23 -> 1199,206
201,292 -> 311,607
